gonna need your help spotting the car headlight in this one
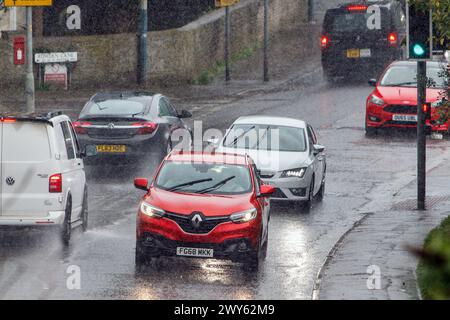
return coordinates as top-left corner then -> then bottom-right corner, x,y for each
370,94 -> 385,106
140,202 -> 165,218
281,167 -> 307,178
230,208 -> 258,223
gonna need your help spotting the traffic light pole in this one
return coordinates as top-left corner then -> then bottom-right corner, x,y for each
225,6 -> 231,83
25,6 -> 35,114
137,0 -> 148,85
263,0 -> 269,82
417,60 -> 427,210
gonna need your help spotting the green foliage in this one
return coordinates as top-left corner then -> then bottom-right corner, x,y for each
417,216 -> 450,300
409,0 -> 450,47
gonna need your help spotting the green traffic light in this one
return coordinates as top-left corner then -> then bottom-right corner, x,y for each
413,43 -> 426,57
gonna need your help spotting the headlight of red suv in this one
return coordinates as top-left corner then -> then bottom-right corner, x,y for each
230,208 -> 257,224
370,94 -> 385,106
140,202 -> 165,218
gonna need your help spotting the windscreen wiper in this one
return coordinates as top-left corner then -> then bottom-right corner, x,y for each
197,176 -> 236,194
227,126 -> 256,147
167,178 -> 213,192
386,81 -> 417,87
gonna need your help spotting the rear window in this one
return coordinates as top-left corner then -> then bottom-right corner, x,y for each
2,123 -> 51,161
84,99 -> 146,116
325,9 -> 390,33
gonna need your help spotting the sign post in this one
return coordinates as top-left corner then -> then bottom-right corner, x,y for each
5,0 -> 53,114
216,1 -> 239,83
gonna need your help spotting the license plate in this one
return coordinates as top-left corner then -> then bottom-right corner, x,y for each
176,247 -> 214,258
360,49 -> 371,57
347,49 -> 360,58
392,115 -> 418,122
96,145 -> 127,153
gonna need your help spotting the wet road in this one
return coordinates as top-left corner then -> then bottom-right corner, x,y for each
1,79 -> 450,299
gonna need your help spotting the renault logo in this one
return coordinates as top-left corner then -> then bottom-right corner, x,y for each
108,123 -> 115,129
191,213 -> 203,229
6,177 -> 15,186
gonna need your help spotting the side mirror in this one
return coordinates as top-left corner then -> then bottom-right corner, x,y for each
368,79 -> 377,87
259,185 -> 275,198
178,109 -> 192,119
313,144 -> 325,155
206,137 -> 220,147
134,178 -> 149,191
81,145 -> 97,158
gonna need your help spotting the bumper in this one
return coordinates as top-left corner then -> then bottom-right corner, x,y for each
137,213 -> 261,260
262,176 -> 310,201
366,109 -> 450,133
0,211 -> 65,227
138,232 -> 256,262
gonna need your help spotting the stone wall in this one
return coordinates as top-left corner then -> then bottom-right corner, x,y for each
0,0 -> 310,89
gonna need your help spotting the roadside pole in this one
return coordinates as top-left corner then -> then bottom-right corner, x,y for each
225,6 -> 231,82
263,0 -> 269,82
25,6 -> 35,114
417,60 -> 427,210
137,0 -> 148,85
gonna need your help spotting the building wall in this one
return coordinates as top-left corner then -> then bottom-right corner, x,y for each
0,0 -> 313,89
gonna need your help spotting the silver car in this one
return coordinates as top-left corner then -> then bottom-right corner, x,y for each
215,116 -> 326,210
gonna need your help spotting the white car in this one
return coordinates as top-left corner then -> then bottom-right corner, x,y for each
214,116 -> 326,210
0,112 -> 95,245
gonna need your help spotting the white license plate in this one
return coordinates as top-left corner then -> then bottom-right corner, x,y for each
360,49 -> 371,57
392,114 -> 418,122
176,247 -> 214,258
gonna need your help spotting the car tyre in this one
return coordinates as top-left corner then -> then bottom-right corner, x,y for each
135,239 -> 149,270
243,230 -> 267,272
365,125 -> 378,137
81,188 -> 88,232
61,196 -> 72,246
302,178 -> 315,213
317,173 -> 326,202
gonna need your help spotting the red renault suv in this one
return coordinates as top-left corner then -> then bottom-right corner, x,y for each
133,151 -> 275,270
365,60 -> 449,136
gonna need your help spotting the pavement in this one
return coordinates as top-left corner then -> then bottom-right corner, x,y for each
315,148 -> 450,300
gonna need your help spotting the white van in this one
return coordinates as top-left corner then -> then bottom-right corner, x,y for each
0,112 -> 94,245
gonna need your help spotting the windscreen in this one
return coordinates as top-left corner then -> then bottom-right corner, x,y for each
380,65 -> 447,88
83,99 -> 146,116
155,161 -> 252,195
223,124 -> 307,152
326,8 -> 390,33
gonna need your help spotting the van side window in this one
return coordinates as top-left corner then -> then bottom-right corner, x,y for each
61,122 -> 75,160
68,122 -> 81,158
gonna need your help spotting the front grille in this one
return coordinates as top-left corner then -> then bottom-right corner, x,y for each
165,212 -> 230,234
385,120 -> 418,126
383,105 -> 417,115
272,188 -> 288,199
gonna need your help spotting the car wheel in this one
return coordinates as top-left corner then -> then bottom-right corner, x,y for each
61,196 -> 72,246
243,230 -> 267,271
135,239 -> 149,269
317,173 -> 326,202
302,178 -> 315,213
81,188 -> 88,232
365,126 -> 378,137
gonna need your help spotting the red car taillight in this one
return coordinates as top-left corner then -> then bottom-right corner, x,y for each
347,5 -> 368,11
321,36 -> 329,48
49,174 -> 62,193
1,118 -> 17,123
388,32 -> 397,46
72,121 -> 92,134
132,122 -> 158,135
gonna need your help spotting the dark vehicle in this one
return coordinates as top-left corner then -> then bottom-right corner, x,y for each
321,0 -> 406,79
74,92 -> 192,165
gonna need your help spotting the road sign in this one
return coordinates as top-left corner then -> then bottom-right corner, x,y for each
215,0 -> 239,7
4,0 -> 52,7
35,52 -> 77,64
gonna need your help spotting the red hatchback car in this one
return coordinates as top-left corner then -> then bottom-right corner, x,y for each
365,60 -> 448,136
133,152 -> 275,270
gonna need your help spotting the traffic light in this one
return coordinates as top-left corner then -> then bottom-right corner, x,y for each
408,5 -> 431,59
423,103 -> 431,120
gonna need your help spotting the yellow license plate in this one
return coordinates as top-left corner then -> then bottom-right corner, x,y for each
347,49 -> 360,58
96,145 -> 127,153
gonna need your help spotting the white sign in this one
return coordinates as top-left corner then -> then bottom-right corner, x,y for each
367,5 -> 381,30
44,64 -> 68,89
35,52 -> 78,64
